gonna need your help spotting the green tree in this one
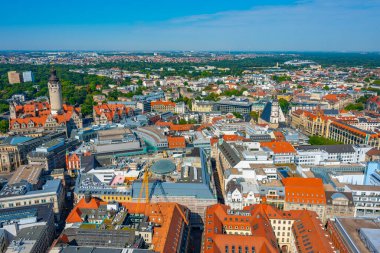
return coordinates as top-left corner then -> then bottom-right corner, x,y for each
250,111 -> 259,122
308,136 -> 341,145
232,112 -> 243,119
272,75 -> 291,83
278,98 -> 290,114
345,103 -> 364,111
323,85 -> 330,90
81,95 -> 95,116
0,120 -> 9,133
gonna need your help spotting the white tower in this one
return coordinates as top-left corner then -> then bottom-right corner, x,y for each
48,69 -> 63,115
270,100 -> 280,124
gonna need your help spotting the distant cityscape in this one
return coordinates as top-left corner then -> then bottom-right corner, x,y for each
0,51 -> 380,253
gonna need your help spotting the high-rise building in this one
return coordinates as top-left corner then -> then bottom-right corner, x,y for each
48,69 -> 63,115
7,71 -> 21,84
22,71 -> 34,82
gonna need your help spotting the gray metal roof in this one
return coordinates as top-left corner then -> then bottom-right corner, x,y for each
218,141 -> 241,167
132,181 -> 215,199
297,144 -> 355,153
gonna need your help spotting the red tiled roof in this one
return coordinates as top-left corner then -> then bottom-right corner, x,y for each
283,178 -> 326,205
260,141 -> 296,154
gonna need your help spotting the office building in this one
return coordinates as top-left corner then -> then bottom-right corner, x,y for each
0,132 -> 66,173
344,184 -> 380,217
216,97 -> 253,114
0,179 -> 65,221
27,138 -> 79,171
0,204 -> 55,253
22,71 -> 34,82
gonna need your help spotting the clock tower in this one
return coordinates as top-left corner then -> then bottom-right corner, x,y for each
48,69 -> 63,115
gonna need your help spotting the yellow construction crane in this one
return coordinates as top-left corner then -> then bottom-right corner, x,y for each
136,161 -> 189,225
137,163 -> 150,207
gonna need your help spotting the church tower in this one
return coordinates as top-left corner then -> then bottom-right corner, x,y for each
259,99 -> 286,128
48,69 -> 63,115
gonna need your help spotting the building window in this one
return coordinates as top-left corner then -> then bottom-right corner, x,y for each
225,246 -> 229,253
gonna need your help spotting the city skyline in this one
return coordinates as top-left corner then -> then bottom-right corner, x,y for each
0,0 -> 379,51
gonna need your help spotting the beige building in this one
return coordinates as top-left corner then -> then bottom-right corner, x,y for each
8,71 -> 21,84
327,121 -> 380,148
290,109 -> 330,137
192,100 -> 214,112
325,191 -> 355,221
291,109 -> 380,148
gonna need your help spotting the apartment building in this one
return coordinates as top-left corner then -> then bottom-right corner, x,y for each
290,109 -> 380,148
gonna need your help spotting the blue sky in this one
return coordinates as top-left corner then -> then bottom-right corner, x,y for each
0,0 -> 379,51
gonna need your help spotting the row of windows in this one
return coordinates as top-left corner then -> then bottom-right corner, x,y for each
224,225 -> 250,230
287,192 -> 323,197
0,197 -> 54,208
225,245 -> 255,253
272,220 -> 292,224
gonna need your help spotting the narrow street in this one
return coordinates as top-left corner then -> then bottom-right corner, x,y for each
211,158 -> 224,204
